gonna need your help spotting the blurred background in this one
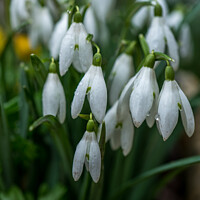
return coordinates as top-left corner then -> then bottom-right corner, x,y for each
0,0 -> 200,199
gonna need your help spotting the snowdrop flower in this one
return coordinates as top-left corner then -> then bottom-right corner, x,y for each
131,0 -> 168,29
10,0 -> 32,29
42,60 -> 66,123
59,11 -> 93,76
71,53 -> 107,123
84,7 -> 98,41
29,4 -> 53,48
100,101 -> 134,156
156,65 -> 195,140
49,13 -> 68,59
108,43 -> 135,105
146,4 -> 179,70
167,10 -> 193,61
72,119 -> 101,183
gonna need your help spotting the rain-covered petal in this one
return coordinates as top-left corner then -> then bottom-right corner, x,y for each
89,132 -> 101,183
59,23 -> 76,76
109,53 -> 134,105
72,135 -> 87,181
146,17 -> 165,53
49,13 -> 68,59
78,23 -> 93,73
146,72 -> 159,127
157,80 -> 180,140
72,50 -> 82,73
164,24 -> 179,71
110,129 -> 121,150
129,67 -> 156,127
89,67 -> 107,123
71,66 -> 96,119
120,113 -> 134,156
177,84 -> 195,137
42,73 -> 60,117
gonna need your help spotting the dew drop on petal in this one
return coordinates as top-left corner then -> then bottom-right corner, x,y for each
155,114 -> 160,122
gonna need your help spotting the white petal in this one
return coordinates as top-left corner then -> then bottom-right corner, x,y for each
89,67 -> 107,123
49,13 -> 68,59
104,101 -> 118,142
110,129 -> 121,150
121,113 -> 134,156
146,17 -> 165,53
109,53 -> 134,105
72,50 -> 82,73
84,7 -> 98,40
177,84 -> 195,137
164,24 -> 179,71
72,135 -> 87,181
117,73 -> 139,122
146,72 -> 159,127
59,23 -> 76,76
42,73 -> 60,117
157,80 -> 180,140
89,132 -> 101,183
57,80 -> 66,124
129,67 -> 155,127
78,23 -> 93,73
71,66 -> 95,119
166,10 -> 183,30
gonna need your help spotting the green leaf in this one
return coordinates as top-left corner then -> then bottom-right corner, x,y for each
139,34 -> 149,56
108,155 -> 200,200
30,54 -> 47,87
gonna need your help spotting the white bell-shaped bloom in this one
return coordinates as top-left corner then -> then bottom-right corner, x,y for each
156,80 -> 195,141
99,101 -> 134,156
146,16 -> 179,70
131,0 -> 168,29
129,66 -> 159,128
29,5 -> 53,48
49,13 -> 68,59
84,7 -> 98,41
72,131 -> 101,183
59,15 -> 93,76
108,53 -> 134,105
71,57 -> 107,123
42,70 -> 66,124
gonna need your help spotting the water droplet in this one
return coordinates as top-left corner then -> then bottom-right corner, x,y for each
146,112 -> 150,117
76,92 -> 79,96
155,114 -> 160,122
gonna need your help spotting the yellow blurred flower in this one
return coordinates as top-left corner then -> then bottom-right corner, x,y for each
13,33 -> 40,61
0,27 -> 7,55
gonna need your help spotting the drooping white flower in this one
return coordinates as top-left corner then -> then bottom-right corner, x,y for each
167,10 -> 193,61
131,0 -> 168,29
10,0 -> 32,29
72,123 -> 101,183
156,65 -> 195,140
71,53 -> 107,123
84,7 -> 98,41
59,12 -> 93,76
146,15 -> 179,70
108,53 -> 134,105
129,66 -> 159,128
29,4 -> 53,48
42,62 -> 66,123
101,101 -> 134,156
49,13 -> 68,59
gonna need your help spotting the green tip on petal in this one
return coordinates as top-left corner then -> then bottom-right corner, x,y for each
93,53 -> 102,66
154,2 -> 163,17
144,53 -> 155,68
165,65 -> 175,81
86,119 -> 95,132
74,11 -> 82,23
49,58 -> 57,73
